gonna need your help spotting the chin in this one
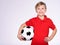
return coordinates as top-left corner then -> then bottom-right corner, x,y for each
38,14 -> 44,16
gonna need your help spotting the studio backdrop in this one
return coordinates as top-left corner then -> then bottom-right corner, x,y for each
0,0 -> 60,45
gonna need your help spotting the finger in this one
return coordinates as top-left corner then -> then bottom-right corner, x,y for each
44,37 -> 49,42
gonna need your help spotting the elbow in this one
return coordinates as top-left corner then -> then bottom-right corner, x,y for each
54,28 -> 57,33
55,28 -> 57,32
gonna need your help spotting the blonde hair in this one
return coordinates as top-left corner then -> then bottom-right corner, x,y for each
35,1 -> 47,10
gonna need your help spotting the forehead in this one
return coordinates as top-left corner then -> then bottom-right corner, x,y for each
37,5 -> 45,8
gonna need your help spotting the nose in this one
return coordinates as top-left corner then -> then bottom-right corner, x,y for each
39,8 -> 42,12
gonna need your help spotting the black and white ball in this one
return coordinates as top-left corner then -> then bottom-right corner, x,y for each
21,26 -> 34,41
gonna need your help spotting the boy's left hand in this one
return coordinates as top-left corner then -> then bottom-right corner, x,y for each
44,37 -> 51,42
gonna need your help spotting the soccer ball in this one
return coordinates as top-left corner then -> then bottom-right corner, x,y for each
21,26 -> 34,41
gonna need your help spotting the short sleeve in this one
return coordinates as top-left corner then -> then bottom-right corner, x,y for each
25,18 -> 33,26
49,19 -> 56,30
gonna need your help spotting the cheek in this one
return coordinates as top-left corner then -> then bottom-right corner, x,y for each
42,10 -> 46,13
36,10 -> 39,13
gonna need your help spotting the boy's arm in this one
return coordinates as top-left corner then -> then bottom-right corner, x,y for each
49,28 -> 57,41
44,28 -> 57,42
18,23 -> 27,35
17,23 -> 27,40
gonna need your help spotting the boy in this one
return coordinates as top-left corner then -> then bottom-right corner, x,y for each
17,1 -> 57,45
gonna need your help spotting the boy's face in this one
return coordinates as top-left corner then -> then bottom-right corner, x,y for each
36,5 -> 46,16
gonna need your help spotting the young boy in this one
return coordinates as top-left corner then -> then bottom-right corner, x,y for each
17,1 -> 57,45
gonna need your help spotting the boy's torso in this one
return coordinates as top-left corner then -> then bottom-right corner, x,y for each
31,16 -> 50,45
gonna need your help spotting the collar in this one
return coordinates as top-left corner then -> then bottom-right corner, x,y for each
37,15 -> 47,21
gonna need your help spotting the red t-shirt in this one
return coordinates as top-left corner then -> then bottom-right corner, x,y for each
25,15 -> 56,45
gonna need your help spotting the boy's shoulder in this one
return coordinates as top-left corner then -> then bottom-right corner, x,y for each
46,17 -> 53,22
44,15 -> 52,21
27,17 -> 38,22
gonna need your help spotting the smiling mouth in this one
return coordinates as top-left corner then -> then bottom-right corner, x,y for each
39,12 -> 43,14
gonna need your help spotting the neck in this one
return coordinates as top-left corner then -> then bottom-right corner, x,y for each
38,15 -> 44,20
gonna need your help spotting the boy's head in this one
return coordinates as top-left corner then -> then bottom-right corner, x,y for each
35,1 -> 47,16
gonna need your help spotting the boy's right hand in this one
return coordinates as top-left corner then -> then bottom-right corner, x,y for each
17,34 -> 24,41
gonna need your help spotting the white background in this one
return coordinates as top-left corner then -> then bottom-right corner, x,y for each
0,0 -> 60,45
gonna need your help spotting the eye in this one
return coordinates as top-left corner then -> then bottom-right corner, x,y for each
42,8 -> 44,9
37,8 -> 40,10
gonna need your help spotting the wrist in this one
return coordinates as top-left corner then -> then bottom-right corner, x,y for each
48,37 -> 53,41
